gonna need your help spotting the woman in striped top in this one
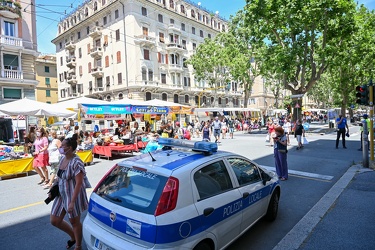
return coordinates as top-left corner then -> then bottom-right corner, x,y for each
49,133 -> 88,250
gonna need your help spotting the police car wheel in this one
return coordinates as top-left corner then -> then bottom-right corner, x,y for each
194,241 -> 212,250
265,191 -> 279,222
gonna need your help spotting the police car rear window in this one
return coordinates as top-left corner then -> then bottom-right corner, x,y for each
95,165 -> 168,214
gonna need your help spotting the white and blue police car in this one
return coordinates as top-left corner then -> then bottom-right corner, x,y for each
83,138 -> 281,250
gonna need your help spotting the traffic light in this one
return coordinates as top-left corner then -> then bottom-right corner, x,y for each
356,85 -> 369,105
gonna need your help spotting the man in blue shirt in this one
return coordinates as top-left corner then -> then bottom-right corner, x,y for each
336,114 -> 349,149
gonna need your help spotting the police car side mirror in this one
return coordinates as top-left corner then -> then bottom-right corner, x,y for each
261,172 -> 272,185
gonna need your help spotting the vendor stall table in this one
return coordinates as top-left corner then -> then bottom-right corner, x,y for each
0,157 -> 34,180
93,144 -> 137,159
76,150 -> 93,165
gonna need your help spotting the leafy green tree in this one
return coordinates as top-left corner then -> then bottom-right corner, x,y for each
243,0 -> 357,118
187,38 -> 230,107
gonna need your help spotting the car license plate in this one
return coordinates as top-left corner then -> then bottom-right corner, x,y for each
94,238 -> 112,250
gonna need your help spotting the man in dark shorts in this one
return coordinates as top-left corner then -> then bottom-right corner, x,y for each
211,116 -> 222,143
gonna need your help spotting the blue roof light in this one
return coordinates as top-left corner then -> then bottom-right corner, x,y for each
158,138 -> 217,155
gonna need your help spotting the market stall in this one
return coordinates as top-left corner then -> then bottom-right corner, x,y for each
93,144 -> 137,159
0,157 -> 34,179
76,150 -> 93,165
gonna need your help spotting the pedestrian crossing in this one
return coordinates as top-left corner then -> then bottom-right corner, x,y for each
260,165 -> 334,181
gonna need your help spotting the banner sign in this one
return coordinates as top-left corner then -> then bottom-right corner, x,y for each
131,105 -> 169,114
80,104 -> 132,115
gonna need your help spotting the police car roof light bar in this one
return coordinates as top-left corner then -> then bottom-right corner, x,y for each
158,138 -> 218,155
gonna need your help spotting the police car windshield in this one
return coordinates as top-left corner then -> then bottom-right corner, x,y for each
95,165 -> 168,214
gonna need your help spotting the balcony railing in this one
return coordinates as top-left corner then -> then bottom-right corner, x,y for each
166,42 -> 186,52
0,1 -> 21,19
134,34 -> 156,47
90,47 -> 103,58
1,69 -> 22,79
65,41 -> 75,50
89,27 -> 102,38
0,35 -> 22,47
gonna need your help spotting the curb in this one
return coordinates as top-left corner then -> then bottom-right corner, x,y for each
272,164 -> 364,250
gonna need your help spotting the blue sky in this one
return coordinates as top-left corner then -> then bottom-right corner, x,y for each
35,0 -> 374,54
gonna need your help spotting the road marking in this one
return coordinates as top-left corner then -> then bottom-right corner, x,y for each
0,201 -> 44,214
260,165 -> 334,181
0,188 -> 94,215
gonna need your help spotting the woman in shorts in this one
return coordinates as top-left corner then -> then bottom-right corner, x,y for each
33,127 -> 50,185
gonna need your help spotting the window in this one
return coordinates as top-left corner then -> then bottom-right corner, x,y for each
182,39 -> 186,49
97,77 -> 103,88
169,0 -> 174,9
78,84 -> 83,94
104,35 -> 108,46
141,7 -> 147,16
143,27 -> 149,36
86,26 -> 90,35
103,16 -> 107,25
162,93 -> 167,101
180,5 -> 185,14
60,57 -> 63,66
144,49 -> 150,60
45,78 -> 50,85
161,73 -> 166,84
141,67 -> 147,81
115,29 -> 120,41
3,88 -> 21,99
116,51 -> 121,63
170,19 -> 174,24
79,66 -> 83,76
181,23 -> 185,31
200,30 -> 203,38
94,1 -> 98,11
185,95 -> 189,103
77,31 -> 81,39
44,66 -> 50,73
105,56 -> 109,67
88,62 -> 92,73
59,73 -> 64,82
78,48 -> 82,58
87,43 -> 91,54
191,10 -> 195,18
60,89 -> 66,98
59,42 -> 62,49
146,92 -> 152,100
148,69 -> 153,81
227,158 -> 261,185
115,9 -> 119,19
4,21 -> 15,36
118,73 -> 122,85
208,34 -> 211,39
158,14 -> 163,23
174,94 -> 178,103
192,27 -> 195,35
89,81 -> 93,90
194,161 -> 233,200
85,7 -> 88,17
158,52 -> 167,64
106,76 -> 110,86
159,32 -> 165,43
46,90 -> 51,97
193,43 -> 196,50
183,58 -> 187,68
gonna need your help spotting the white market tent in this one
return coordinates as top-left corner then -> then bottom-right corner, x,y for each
51,96 -> 109,110
0,98 -> 76,118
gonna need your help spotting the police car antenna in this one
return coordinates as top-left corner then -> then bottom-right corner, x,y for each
148,150 -> 156,161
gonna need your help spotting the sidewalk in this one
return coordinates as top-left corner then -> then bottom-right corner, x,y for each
273,165 -> 375,250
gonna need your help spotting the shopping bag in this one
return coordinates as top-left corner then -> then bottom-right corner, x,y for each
265,134 -> 270,142
303,137 -> 309,145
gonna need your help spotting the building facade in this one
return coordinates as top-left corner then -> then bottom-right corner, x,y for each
52,0 -> 243,107
35,54 -> 58,104
0,0 -> 38,104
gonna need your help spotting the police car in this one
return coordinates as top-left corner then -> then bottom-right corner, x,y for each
83,138 -> 281,250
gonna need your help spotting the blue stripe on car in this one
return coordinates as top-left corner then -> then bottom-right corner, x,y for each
89,183 -> 277,244
160,153 -> 206,170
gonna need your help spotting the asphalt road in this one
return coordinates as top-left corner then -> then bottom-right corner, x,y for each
0,123 -> 364,250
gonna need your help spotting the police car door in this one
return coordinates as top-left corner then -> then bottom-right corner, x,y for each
226,157 -> 268,232
192,159 -> 242,249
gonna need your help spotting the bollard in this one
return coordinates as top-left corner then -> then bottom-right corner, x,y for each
362,120 -> 369,168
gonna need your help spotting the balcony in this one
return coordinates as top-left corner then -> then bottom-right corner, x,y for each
65,41 -> 75,51
89,27 -> 102,38
66,57 -> 76,68
90,47 -> 103,58
168,24 -> 180,33
0,1 -> 21,19
67,74 -> 77,85
168,64 -> 184,73
91,66 -> 103,77
1,69 -> 22,79
0,35 -> 22,48
134,35 -> 156,47
95,87 -> 104,91
166,42 -> 186,53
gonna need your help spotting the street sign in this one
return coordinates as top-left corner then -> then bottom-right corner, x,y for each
295,103 -> 300,108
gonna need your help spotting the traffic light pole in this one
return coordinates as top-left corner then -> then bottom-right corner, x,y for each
370,81 -> 374,161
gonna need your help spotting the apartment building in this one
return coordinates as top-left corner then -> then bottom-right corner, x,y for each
52,0 -> 243,108
35,54 -> 58,104
0,0 -> 38,104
